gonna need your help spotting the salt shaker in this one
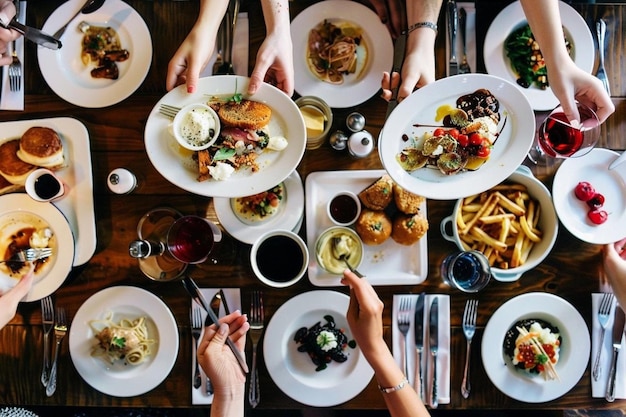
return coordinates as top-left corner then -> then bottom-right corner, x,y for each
107,168 -> 137,194
348,130 -> 374,158
346,112 -> 366,133
329,130 -> 348,151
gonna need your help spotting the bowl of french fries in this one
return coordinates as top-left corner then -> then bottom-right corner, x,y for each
440,166 -> 558,282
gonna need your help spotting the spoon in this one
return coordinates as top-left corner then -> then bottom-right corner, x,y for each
53,0 -> 106,39
332,237 -> 364,278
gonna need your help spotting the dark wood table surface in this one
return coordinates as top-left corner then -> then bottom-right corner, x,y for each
1,0 -> 625,412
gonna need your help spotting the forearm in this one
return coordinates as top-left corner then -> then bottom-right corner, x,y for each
405,0 -> 441,55
519,0 -> 571,68
261,0 -> 291,38
210,383 -> 245,417
196,0 -> 229,32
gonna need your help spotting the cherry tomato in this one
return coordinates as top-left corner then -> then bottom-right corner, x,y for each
457,134 -> 469,147
574,181 -> 596,201
588,209 -> 608,225
469,133 -> 483,146
587,193 -> 605,209
433,128 -> 446,137
476,145 -> 491,158
447,128 -> 460,139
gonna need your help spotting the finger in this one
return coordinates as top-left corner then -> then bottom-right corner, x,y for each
248,59 -> 271,95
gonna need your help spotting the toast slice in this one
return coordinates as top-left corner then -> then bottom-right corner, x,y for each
216,99 -> 272,131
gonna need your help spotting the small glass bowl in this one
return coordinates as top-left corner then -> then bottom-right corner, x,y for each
315,226 -> 363,275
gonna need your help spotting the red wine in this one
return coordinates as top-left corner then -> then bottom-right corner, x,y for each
255,235 -> 304,282
34,173 -> 62,200
167,216 -> 214,263
540,112 -> 583,157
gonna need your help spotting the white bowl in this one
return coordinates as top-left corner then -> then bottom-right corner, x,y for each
250,229 -> 309,288
326,191 -> 361,227
172,103 -> 221,151
315,226 -> 364,275
440,165 -> 558,282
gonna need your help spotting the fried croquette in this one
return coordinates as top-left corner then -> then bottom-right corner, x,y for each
391,212 -> 429,245
358,175 -> 394,211
393,184 -> 426,214
355,209 -> 392,245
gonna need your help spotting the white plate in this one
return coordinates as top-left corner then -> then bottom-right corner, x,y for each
214,170 -> 304,244
69,286 -> 179,397
0,194 -> 74,302
305,170 -> 427,286
0,118 -> 97,266
144,75 -> 306,197
38,0 -> 152,108
263,290 -> 373,406
552,148 -> 626,244
290,0 -> 393,108
483,1 -> 594,111
482,292 -> 590,403
379,73 -> 535,200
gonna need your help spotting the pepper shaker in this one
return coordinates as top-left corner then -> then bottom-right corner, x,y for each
107,168 -> 137,194
348,130 -> 374,158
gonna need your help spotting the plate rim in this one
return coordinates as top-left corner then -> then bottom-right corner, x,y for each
482,0 -> 594,111
214,170 -> 304,244
290,0 -> 393,108
38,0 -> 153,108
68,285 -> 179,397
481,291 -> 590,403
379,73 -> 535,200
263,289 -> 373,406
144,75 -> 306,198
0,193 -> 74,302
552,148 -> 626,244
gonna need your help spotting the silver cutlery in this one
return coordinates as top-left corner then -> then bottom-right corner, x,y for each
413,293 -> 425,402
158,104 -> 181,119
0,16 -> 61,50
248,290 -> 264,408
46,307 -> 67,397
396,296 -> 412,380
605,304 -> 625,402
429,297 -> 439,408
40,296 -> 55,386
461,299 -> 478,398
190,306 -> 202,389
446,0 -> 458,76
595,19 -> 610,96
52,0 -> 105,40
593,293 -> 614,381
8,0 -> 21,92
458,8 -> 471,74
1,248 -> 52,263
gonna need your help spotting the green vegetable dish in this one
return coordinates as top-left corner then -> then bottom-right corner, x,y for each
504,24 -> 571,90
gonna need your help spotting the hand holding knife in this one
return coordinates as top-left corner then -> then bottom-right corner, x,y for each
0,13 -> 62,50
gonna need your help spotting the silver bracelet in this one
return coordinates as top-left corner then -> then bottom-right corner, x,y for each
378,377 -> 409,394
405,21 -> 438,35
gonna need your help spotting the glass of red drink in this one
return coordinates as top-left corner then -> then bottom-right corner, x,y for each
528,101 -> 600,164
166,215 -> 222,264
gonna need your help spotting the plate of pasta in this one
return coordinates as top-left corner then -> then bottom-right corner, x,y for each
69,286 -> 179,397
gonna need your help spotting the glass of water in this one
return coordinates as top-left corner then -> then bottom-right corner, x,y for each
441,250 -> 491,293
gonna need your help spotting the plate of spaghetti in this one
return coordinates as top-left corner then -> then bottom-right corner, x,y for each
69,286 -> 179,397
291,0 -> 393,108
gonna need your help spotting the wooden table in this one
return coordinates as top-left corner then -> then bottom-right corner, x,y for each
1,0 -> 625,412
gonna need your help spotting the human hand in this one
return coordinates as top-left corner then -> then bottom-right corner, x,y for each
0,265 -> 34,329
166,24 -> 218,93
247,30 -> 294,97
341,269 -> 388,361
197,310 -> 249,393
0,0 -> 19,67
545,58 -> 614,124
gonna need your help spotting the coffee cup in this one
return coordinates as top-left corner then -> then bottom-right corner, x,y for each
250,230 -> 309,288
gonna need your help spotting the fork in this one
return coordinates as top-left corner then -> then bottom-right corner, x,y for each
190,306 -> 203,389
248,290 -> 264,408
397,296 -> 412,379
159,104 -> 181,119
40,296 -> 55,386
46,307 -> 67,397
8,1 -> 21,92
593,292 -> 615,381
1,248 -> 53,263
461,299 -> 478,398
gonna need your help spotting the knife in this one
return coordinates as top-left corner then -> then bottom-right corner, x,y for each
385,32 -> 406,119
429,297 -> 439,408
414,292 -> 426,402
606,304 -> 625,402
446,0 -> 458,76
182,277 -> 249,374
0,16 -> 62,50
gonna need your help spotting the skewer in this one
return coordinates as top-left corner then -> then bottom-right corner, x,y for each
516,326 -> 561,381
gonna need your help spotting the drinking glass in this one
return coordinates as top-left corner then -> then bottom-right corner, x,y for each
166,215 -> 222,264
527,101 -> 600,165
441,250 -> 491,293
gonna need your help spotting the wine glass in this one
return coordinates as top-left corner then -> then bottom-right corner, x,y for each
527,101 -> 600,165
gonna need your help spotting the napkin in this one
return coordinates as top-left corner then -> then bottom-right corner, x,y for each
0,1 -> 26,111
392,294 -> 450,406
191,287 -> 241,405
199,12 -> 249,78
445,2 -> 476,77
591,293 -> 626,399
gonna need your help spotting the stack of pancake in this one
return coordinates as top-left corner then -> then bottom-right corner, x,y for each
0,127 -> 65,194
